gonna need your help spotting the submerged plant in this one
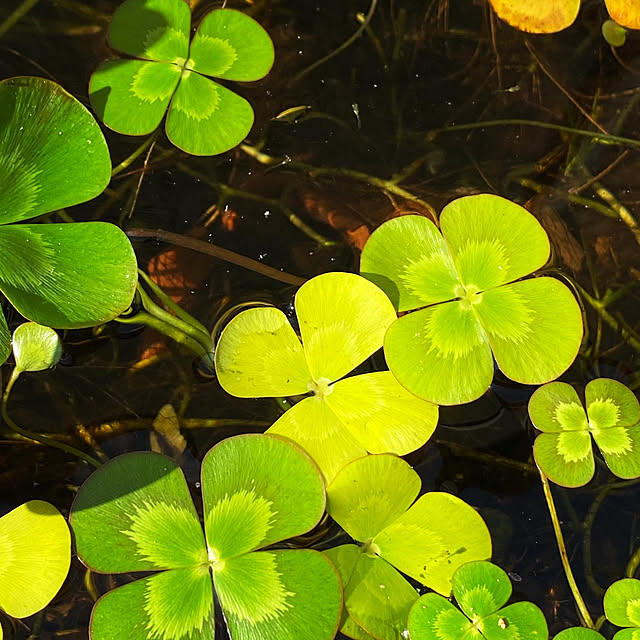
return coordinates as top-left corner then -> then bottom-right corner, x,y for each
0,500 -> 71,637
408,560 -> 547,639
69,434 -> 342,640
604,578 -> 640,638
0,76 -> 137,366
529,378 -> 640,487
360,194 -> 583,406
214,271 -> 439,481
90,0 -> 274,155
324,454 -> 492,640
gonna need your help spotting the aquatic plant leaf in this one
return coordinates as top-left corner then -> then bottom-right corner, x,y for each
478,278 -> 583,384
384,302 -> 494,405
12,322 -> 62,373
268,395 -> 366,483
0,501 -> 70,619
596,425 -> 640,479
604,578 -> 640,628
554,628 -> 607,639
70,452 -> 206,573
189,9 -> 275,81
108,0 -> 190,62
482,602 -> 548,639
166,72 -> 254,155
214,306 -> 311,397
90,59 -> 181,135
360,214 -> 460,311
408,593 -> 477,640
295,272 -> 396,383
90,566 -> 215,640
326,454 -> 420,542
326,371 -> 439,454
268,396 -> 363,478
326,547 -> 418,640
0,222 -> 137,328
586,378 -> 640,428
605,0 -> 640,29
488,0 -> 580,33
202,434 -> 325,556
533,432 -> 595,487
0,77 -> 111,224
0,312 -> 10,367
215,550 -> 342,640
440,194 -> 550,291
602,19 -> 627,46
453,561 -> 511,619
375,492 -> 492,595
528,382 -> 586,433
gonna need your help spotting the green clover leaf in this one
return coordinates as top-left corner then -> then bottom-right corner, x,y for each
530,378 -> 640,487
325,454 -> 492,639
0,76 -> 137,366
360,194 -> 583,405
214,271 -> 439,482
408,561 -> 548,640
90,0 -> 274,155
604,578 -> 640,639
70,434 -> 342,640
553,629 -> 607,640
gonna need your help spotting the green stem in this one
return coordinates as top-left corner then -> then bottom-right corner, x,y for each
539,470 -> 595,629
111,131 -> 160,177
626,544 -> 640,578
0,0 -> 40,39
1,370 -> 101,468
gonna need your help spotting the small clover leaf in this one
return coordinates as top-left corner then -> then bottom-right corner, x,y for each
70,434 -> 342,640
12,322 -> 62,374
90,0 -> 274,155
325,454 -> 492,640
0,501 -> 71,622
214,271 -> 439,482
360,194 -> 583,405
604,578 -> 640,639
408,561 -> 548,640
554,629 -> 607,640
0,77 -> 137,366
529,378 -> 640,487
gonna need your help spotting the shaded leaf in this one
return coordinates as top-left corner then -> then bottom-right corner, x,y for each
12,322 -> 62,373
0,311 -> 9,367
150,403 -> 187,457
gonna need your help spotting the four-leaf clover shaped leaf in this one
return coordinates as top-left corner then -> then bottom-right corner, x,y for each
604,578 -> 640,639
360,193 -> 583,406
324,454 -> 492,640
90,0 -> 274,155
69,434 -> 342,640
0,76 -> 137,365
408,561 -> 548,640
529,378 -> 640,487
214,271 -> 439,482
0,501 -> 70,630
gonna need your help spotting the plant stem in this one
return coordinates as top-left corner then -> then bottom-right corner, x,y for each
1,370 -> 101,468
111,131 -> 160,177
539,470 -> 595,628
0,0 -> 40,40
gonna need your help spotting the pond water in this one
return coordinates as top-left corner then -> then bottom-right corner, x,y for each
1,0 -> 640,638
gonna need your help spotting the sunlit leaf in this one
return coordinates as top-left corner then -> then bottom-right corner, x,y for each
488,0 -> 580,33
453,561 -> 512,619
0,311 -> 11,367
408,593 -> 476,640
90,567 -> 215,640
267,395 -> 367,483
108,0 -> 190,62
215,550 -> 342,640
326,454 -> 421,542
605,0 -> 640,29
360,214 -> 459,311
0,501 -> 70,619
166,72 -> 254,156
586,378 -> 640,428
189,9 -> 275,81
553,629 -> 607,640
533,432 -> 595,487
12,322 -> 62,373
0,222 -> 137,328
384,302 -> 494,405
214,306 -> 311,398
70,452 -> 206,573
90,59 -> 181,135
604,578 -> 640,628
529,382 -> 585,434
0,77 -> 111,224
295,272 -> 396,383
482,602 -> 548,639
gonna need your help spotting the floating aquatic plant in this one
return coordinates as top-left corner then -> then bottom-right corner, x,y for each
360,194 -> 583,406
604,578 -> 640,638
70,434 -> 342,640
0,76 -> 137,366
90,0 -> 274,155
214,271 -> 439,482
325,454 -> 492,640
529,378 -> 640,487
554,629 -> 606,640
408,560 -> 548,639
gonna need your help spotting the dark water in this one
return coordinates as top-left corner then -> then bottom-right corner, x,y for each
1,0 -> 640,637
